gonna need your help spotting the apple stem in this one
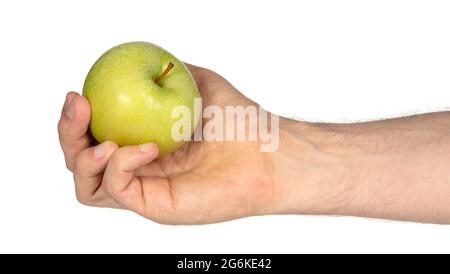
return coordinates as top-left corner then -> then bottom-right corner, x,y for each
155,62 -> 174,84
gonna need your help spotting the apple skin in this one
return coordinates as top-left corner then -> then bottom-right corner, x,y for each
83,42 -> 200,157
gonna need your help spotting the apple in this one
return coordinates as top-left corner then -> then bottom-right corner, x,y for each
83,42 -> 200,157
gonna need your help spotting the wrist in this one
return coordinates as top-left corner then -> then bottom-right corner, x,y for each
271,118 -> 349,215
273,118 -> 386,217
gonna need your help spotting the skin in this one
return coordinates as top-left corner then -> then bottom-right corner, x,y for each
58,63 -> 450,225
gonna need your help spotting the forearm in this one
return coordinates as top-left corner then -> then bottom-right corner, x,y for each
276,112 -> 450,223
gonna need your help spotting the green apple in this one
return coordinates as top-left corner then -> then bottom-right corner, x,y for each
83,42 -> 200,157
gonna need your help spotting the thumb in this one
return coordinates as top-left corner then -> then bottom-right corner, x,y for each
102,143 -> 159,213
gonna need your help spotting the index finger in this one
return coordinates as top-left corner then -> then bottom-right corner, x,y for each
57,92 -> 92,171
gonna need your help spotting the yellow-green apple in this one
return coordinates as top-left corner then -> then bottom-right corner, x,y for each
83,42 -> 200,156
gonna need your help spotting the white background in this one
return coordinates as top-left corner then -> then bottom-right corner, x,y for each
1,0 -> 450,253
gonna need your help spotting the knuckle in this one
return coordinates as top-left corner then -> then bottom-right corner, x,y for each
202,67 -> 222,80
72,153 -> 83,174
75,190 -> 90,206
57,119 -> 65,136
74,182 -> 96,207
72,149 -> 92,175
110,148 -> 125,162
65,160 -> 73,172
108,149 -> 127,171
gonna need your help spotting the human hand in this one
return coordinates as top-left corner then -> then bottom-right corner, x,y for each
58,64 -> 310,224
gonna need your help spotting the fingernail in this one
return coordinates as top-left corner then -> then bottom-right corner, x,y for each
94,142 -> 109,159
65,96 -> 76,119
139,143 -> 154,152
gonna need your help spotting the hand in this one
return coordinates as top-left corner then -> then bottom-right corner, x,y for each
58,64 -> 303,224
